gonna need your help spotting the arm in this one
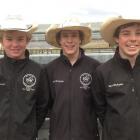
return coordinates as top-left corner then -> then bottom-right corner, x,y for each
36,67 -> 50,130
91,69 -> 107,126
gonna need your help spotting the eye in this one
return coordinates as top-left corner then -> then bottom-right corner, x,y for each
136,32 -> 140,35
62,34 -> 68,38
18,38 -> 24,41
71,34 -> 78,37
17,37 -> 26,41
120,32 -> 130,36
6,37 -> 12,41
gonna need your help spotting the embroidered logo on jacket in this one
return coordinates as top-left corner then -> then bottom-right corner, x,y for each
23,74 -> 36,91
80,73 -> 92,89
53,80 -> 64,83
0,83 -> 6,86
108,83 -> 124,88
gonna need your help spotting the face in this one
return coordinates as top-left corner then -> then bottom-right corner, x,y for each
59,30 -> 81,58
115,24 -> 140,59
1,30 -> 29,59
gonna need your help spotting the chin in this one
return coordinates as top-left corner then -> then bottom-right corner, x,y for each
11,54 -> 22,59
128,53 -> 138,57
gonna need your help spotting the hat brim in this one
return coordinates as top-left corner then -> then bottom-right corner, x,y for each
45,26 -> 91,48
100,17 -> 140,46
0,23 -> 38,40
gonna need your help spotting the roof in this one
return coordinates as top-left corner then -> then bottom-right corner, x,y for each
34,22 -> 102,33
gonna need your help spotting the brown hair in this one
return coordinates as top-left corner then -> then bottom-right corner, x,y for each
113,22 -> 140,38
56,30 -> 84,45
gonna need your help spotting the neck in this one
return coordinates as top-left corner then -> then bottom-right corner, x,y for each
128,57 -> 137,68
65,49 -> 80,65
120,53 -> 137,68
119,49 -> 138,68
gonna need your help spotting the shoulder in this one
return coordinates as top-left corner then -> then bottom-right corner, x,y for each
96,58 -> 114,74
28,59 -> 43,70
83,55 -> 100,67
0,57 -> 4,63
43,57 -> 62,72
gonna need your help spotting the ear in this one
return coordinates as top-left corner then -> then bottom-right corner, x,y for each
0,38 -> 3,46
79,39 -> 82,45
114,37 -> 119,44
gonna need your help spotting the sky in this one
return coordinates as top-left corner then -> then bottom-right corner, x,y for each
0,0 -> 139,24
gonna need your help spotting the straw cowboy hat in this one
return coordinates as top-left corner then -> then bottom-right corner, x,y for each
0,15 -> 38,41
45,18 -> 92,47
100,16 -> 140,46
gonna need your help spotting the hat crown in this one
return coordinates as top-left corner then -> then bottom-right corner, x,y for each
101,16 -> 140,46
45,17 -> 91,47
1,15 -> 32,30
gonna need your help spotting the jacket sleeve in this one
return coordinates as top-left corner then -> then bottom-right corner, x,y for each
36,66 -> 50,130
91,69 -> 107,126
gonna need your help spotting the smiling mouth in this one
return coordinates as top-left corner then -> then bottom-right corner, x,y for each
126,43 -> 140,47
11,49 -> 20,52
65,45 -> 75,48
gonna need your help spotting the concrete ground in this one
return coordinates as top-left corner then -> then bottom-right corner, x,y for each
38,118 -> 50,140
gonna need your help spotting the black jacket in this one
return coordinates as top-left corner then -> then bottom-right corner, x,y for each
45,49 -> 100,140
92,48 -> 140,140
0,50 -> 49,140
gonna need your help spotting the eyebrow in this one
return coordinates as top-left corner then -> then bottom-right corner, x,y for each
120,28 -> 140,32
4,35 -> 26,39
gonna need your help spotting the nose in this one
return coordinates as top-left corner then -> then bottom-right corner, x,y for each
130,33 -> 137,41
67,36 -> 73,42
12,40 -> 19,46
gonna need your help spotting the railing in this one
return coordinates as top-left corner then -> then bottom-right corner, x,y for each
0,47 -> 116,55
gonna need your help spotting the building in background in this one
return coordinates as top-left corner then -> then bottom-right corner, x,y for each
0,22 -> 110,54
28,22 -> 109,49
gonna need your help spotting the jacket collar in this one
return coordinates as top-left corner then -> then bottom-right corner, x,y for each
114,47 -> 140,69
60,48 -> 85,66
3,49 -> 30,72
4,49 -> 29,63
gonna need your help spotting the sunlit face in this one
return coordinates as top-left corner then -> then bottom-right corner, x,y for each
59,30 -> 81,57
1,30 -> 28,59
114,24 -> 140,59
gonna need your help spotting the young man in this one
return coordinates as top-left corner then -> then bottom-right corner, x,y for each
0,16 -> 49,140
44,19 -> 100,140
92,16 -> 140,140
